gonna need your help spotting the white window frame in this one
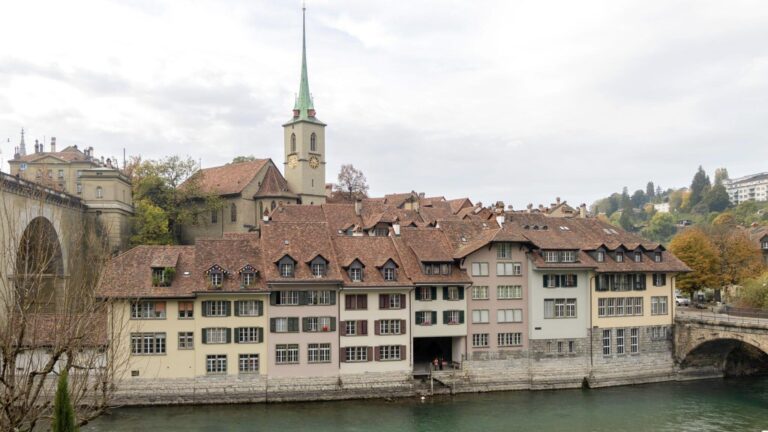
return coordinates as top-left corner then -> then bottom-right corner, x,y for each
497,285 -> 522,299
497,332 -> 522,347
472,309 -> 489,324
206,354 -> 227,374
602,329 -> 611,356
308,343 -> 331,363
205,328 -> 227,344
379,345 -> 402,361
497,309 -> 522,323
471,262 -> 489,276
379,319 -> 402,335
472,286 -> 489,300
178,332 -> 193,350
630,328 -> 639,354
237,327 -> 260,343
472,333 -> 489,348
345,346 -> 368,362
616,328 -> 625,355
276,344 -> 299,364
131,333 -> 166,355
345,320 -> 358,336
238,353 -> 259,373
237,300 -> 261,316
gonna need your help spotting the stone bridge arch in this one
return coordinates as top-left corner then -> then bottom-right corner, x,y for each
675,318 -> 768,375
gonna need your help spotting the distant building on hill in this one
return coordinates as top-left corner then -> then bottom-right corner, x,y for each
724,172 -> 768,205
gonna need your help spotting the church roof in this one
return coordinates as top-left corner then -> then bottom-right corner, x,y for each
283,7 -> 325,127
187,159 -> 269,196
254,164 -> 297,198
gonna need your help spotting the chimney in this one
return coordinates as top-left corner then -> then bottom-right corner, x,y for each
527,203 -> 533,213
34,139 -> 39,153
354,198 -> 362,216
579,203 -> 587,218
106,158 -> 112,168
496,213 -> 505,226
50,137 -> 56,153
393,221 -> 401,236
556,197 -> 561,205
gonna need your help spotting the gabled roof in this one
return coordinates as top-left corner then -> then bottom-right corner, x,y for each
184,159 -> 269,196
12,145 -> 93,163
254,164 -> 297,198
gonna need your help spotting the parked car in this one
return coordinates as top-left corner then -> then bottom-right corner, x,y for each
675,295 -> 690,306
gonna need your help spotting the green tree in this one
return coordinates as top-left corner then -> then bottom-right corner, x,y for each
618,208 -> 634,231
130,199 -> 173,246
630,189 -> 647,208
689,166 -> 711,208
231,155 -> 257,163
646,181 -> 655,199
52,369 -> 77,432
642,212 -> 677,243
736,271 -> 768,309
707,226 -> 764,287
669,228 -> 720,296
668,189 -> 686,212
705,183 -> 730,212
714,167 -> 729,186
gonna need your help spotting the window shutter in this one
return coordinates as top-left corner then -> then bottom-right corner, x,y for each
415,312 -> 424,325
340,321 -> 347,336
400,319 -> 407,334
366,346 -> 373,362
202,301 -> 210,317
270,318 -> 276,333
360,320 -> 367,335
442,287 -> 449,300
330,318 -> 336,332
299,291 -> 309,305
257,327 -> 263,343
556,275 -> 562,288
234,328 -> 241,343
374,346 -> 381,361
543,275 -> 549,287
573,275 -> 578,287
270,292 -> 278,305
443,311 -> 449,324
360,294 -> 367,309
459,311 -> 465,324
302,317 -> 310,332
458,287 -> 465,300
225,328 -> 232,344
202,328 -> 208,344
234,301 -> 241,317
256,300 -> 263,316
400,345 -> 407,361
340,348 -> 346,363
374,320 -> 381,335
290,317 -> 299,332
379,294 -> 387,309
400,294 -> 406,309
346,295 -> 353,310
225,301 -> 231,316
330,291 -> 337,305
431,311 -> 437,325
430,286 -> 437,300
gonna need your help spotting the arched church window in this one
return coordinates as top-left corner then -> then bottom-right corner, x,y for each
290,133 -> 296,153
310,133 -> 317,152
231,203 -> 237,222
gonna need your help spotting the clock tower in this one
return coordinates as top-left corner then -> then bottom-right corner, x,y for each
283,6 -> 326,205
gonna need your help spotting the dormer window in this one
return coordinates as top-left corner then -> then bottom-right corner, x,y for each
280,263 -> 294,277
654,252 -> 663,262
239,264 -> 258,288
616,252 -> 624,263
210,272 -> 223,287
309,256 -> 328,278
151,267 -> 175,287
561,251 -> 576,263
596,251 -> 605,262
349,267 -> 362,281
762,240 -> 768,250
543,251 -> 559,262
383,267 -> 396,281
634,251 -> 642,262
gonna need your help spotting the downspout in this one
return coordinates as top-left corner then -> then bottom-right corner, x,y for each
408,286 -> 415,373
589,275 -> 595,369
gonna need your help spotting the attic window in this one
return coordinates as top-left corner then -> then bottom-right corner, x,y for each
383,267 -> 396,281
349,267 -> 362,282
151,267 -> 175,287
654,252 -> 662,262
242,271 -> 257,287
310,256 -> 328,277
603,228 -> 613,234
210,272 -> 223,288
559,226 -> 570,231
596,251 -> 605,262
634,252 -> 642,262
616,252 -> 624,263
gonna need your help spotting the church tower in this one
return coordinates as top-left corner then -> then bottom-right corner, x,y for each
283,6 -> 326,205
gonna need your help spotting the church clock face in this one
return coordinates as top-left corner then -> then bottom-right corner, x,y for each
288,155 -> 298,169
309,156 -> 319,169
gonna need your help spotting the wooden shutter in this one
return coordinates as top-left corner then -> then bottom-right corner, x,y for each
573,275 -> 578,287
270,318 -> 276,333
374,320 -> 380,335
202,328 -> 208,344
256,300 -> 263,316
399,294 -> 406,309
379,294 -> 387,309
442,287 -> 449,300
360,294 -> 367,309
340,348 -> 346,363
443,311 -> 449,324
234,328 -> 241,344
340,321 -> 347,336
257,327 -> 263,343
330,291 -> 337,305
270,292 -> 278,305
330,318 -> 336,332
430,311 -> 437,325
224,301 -> 231,316
366,346 -> 373,362
225,328 -> 232,343
400,319 -> 407,334
201,301 -> 210,317
430,286 -> 437,300
374,346 -> 381,361
458,287 -> 465,300
459,311 -> 465,324
346,295 -> 353,310
234,301 -> 241,316
289,317 -> 299,332
415,312 -> 423,325
400,345 -> 407,361
299,291 -> 309,305
543,275 -> 549,287
359,320 -> 368,335
302,317 -> 310,332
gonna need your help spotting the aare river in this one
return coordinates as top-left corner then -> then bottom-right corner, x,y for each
85,377 -> 768,432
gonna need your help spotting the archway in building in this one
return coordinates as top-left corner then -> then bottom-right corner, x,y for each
15,217 -> 64,313
680,339 -> 768,377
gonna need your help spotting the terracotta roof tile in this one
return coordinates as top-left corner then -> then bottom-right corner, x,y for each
184,159 -> 269,196
254,164 -> 296,198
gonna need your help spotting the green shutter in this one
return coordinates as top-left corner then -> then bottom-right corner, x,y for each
430,286 -> 437,300
202,328 -> 208,344
234,301 -> 241,316
458,287 -> 464,300
573,275 -> 578,287
442,287 -> 449,300
257,327 -> 263,343
270,318 -> 276,333
289,318 -> 299,332
202,301 -> 210,317
443,311 -> 449,324
431,311 -> 438,325
330,317 -> 336,332
225,328 -> 231,343
270,292 -> 278,305
302,317 -> 310,332
415,312 -> 423,325
330,291 -> 336,305
459,311 -> 465,324
299,291 -> 309,305
543,275 -> 549,287
256,300 -> 264,316
234,328 -> 241,343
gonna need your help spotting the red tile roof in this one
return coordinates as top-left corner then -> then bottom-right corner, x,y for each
185,159 -> 269,196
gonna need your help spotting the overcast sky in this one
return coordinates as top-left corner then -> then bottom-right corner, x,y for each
2,0 -> 767,208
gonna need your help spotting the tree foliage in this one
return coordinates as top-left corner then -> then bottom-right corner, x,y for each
52,370 -> 77,432
706,225 -> 764,287
704,183 -> 730,212
669,228 -> 720,295
231,155 -> 257,163
642,212 -> 677,243
334,164 -> 369,201
689,165 -> 711,209
735,271 -> 768,309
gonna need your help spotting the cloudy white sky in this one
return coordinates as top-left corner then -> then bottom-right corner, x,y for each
1,0 -> 767,207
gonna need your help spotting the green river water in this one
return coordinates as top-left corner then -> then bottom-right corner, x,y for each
85,377 -> 768,432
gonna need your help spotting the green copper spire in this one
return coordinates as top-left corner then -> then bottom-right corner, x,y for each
293,5 -> 315,120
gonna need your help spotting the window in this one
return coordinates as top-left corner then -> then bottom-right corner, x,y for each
616,329 -> 625,355
651,296 -> 668,315
202,300 -> 229,317
345,294 -> 367,310
634,252 -> 642,262
630,328 -> 639,354
472,333 -> 489,348
445,310 -> 463,324
379,319 -> 402,335
383,267 -> 396,281
497,243 -> 514,259
96,186 -> 103,199
561,274 -> 577,288
344,320 -> 359,336
633,297 -> 643,315
242,272 -> 256,287
440,263 -> 450,275
561,251 -> 576,262
596,251 -> 605,262
423,263 -> 443,275
616,297 -> 625,316
290,133 -> 296,153
131,301 -> 166,319
349,267 -> 363,282
239,354 -> 259,373
131,333 -> 166,355
379,345 -> 402,361
178,332 -> 194,350
308,343 -> 331,363
277,291 -> 300,305
236,327 -> 262,343
653,273 -> 666,286
762,240 -> 768,250
616,252 -> 624,262
211,209 -> 218,223
543,251 -> 559,262
308,290 -> 332,305
445,286 -> 461,301
280,262 -> 294,278
271,317 -> 299,333
415,311 -> 436,325
209,272 -> 223,287
203,328 -> 229,344
418,286 -> 436,301
471,262 -> 489,276
76,183 -> 82,194
497,285 -> 522,299
602,329 -> 611,355
178,301 -> 194,319
651,326 -> 668,340
544,299 -> 576,318
311,262 -> 326,277
569,341 -> 575,353
310,132 -> 317,152
496,262 -> 522,276
597,297 -> 643,317
206,355 -> 227,374
472,286 -> 489,300
472,309 -> 489,323
498,332 -> 522,347
235,300 -> 262,316
543,274 -> 578,288
557,341 -> 564,354
654,252 -> 662,262
76,170 -> 82,178
276,344 -> 299,364
304,316 -> 334,332
345,346 -> 369,362
497,309 -> 523,323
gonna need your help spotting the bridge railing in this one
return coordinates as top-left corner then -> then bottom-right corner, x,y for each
676,306 -> 768,326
